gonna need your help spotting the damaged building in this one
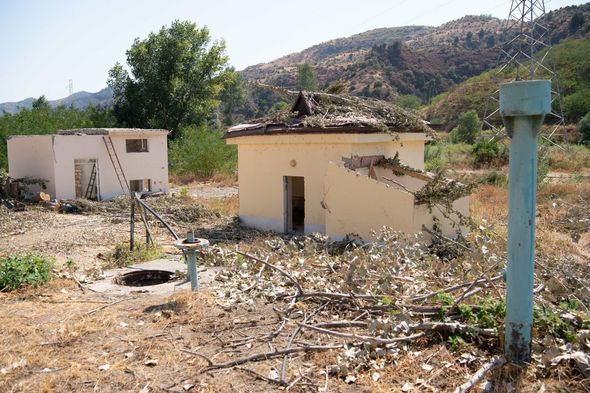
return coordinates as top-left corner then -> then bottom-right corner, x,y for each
225,91 -> 469,240
7,128 -> 169,201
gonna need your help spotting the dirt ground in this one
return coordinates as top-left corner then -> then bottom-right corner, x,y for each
1,177 -> 589,393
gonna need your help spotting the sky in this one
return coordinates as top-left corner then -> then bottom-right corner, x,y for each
0,0 -> 585,103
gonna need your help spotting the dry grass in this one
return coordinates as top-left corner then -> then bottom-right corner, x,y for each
192,195 -> 239,217
170,172 -> 237,187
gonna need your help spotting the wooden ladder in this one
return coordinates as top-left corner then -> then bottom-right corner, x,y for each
102,136 -> 130,195
84,163 -> 97,199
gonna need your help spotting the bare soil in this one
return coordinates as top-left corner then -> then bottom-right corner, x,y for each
0,179 -> 589,393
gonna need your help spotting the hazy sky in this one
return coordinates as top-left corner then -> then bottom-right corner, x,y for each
0,0 -> 585,102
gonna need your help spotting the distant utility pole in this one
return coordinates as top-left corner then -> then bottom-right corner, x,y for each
482,0 -> 564,144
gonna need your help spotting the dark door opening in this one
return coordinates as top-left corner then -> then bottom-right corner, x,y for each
284,176 -> 305,233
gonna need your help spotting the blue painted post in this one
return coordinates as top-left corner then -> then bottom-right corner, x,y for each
185,232 -> 199,290
500,80 -> 551,364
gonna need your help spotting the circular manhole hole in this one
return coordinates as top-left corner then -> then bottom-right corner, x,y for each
116,270 -> 176,287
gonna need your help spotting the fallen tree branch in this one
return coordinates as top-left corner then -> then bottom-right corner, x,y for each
236,251 -> 304,296
296,321 -> 425,344
453,356 -> 506,393
198,344 -> 342,373
84,297 -> 133,316
410,275 -> 504,302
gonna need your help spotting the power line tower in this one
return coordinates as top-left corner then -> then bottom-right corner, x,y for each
67,79 -> 74,96
482,0 -> 564,145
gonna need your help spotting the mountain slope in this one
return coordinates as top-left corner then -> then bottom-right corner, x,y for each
0,87 -> 113,115
241,4 -> 590,104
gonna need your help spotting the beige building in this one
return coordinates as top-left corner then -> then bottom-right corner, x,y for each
226,92 -> 468,240
7,128 -> 169,200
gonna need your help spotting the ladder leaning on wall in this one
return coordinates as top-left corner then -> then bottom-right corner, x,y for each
102,136 -> 130,195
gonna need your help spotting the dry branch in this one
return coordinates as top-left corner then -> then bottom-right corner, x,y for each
453,356 -> 506,393
296,321 -> 425,344
236,251 -> 304,295
198,344 -> 342,373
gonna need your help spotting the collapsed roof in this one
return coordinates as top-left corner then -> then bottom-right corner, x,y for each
225,91 -> 433,138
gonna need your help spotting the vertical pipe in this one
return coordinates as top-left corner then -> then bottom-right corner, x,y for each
186,250 -> 199,290
186,231 -> 198,290
500,80 -> 550,364
130,196 -> 135,251
504,117 -> 537,363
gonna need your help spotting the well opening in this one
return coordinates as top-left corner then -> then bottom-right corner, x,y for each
116,270 -> 176,287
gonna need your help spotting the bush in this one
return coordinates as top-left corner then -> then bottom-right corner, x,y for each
169,126 -> 237,178
579,112 -> 590,144
396,94 -> 422,110
450,110 -> 481,144
0,254 -> 53,291
471,140 -> 507,168
425,142 -> 472,171
105,242 -> 163,268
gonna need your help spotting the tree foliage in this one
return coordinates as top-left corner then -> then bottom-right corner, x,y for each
169,126 -> 236,177
396,94 -> 422,110
0,99 -> 115,169
297,63 -> 318,92
579,112 -> 590,144
450,110 -> 480,144
108,20 -> 234,137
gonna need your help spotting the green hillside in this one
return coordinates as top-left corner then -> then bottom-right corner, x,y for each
424,39 -> 590,129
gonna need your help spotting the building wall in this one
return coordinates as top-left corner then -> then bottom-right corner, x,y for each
52,133 -> 169,200
7,135 -> 56,197
227,132 -> 426,234
323,162 -> 416,240
9,132 -> 169,201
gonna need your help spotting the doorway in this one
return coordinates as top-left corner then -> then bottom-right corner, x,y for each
284,176 -> 305,233
74,159 -> 99,200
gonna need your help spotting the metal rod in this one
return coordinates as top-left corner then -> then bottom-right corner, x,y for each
130,194 -> 135,251
135,196 -> 179,240
500,80 -> 550,364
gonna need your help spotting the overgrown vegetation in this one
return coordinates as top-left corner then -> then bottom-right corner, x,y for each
0,96 -> 115,169
104,242 -> 163,268
450,110 -> 481,144
0,254 -> 53,291
169,126 -> 237,177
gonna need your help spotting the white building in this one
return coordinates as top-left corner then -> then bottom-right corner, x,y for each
7,128 -> 169,200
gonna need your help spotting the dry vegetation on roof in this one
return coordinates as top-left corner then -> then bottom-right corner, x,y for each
241,91 -> 433,134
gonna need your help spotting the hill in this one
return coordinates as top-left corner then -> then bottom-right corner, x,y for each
240,3 -> 590,106
0,87 -> 113,115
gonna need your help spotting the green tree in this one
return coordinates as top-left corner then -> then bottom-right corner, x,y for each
169,126 -> 236,177
297,63 -> 318,91
108,20 -> 233,137
219,68 -> 245,126
450,110 -> 481,144
579,112 -> 590,144
396,94 -> 422,110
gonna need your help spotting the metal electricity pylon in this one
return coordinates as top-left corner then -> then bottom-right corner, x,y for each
482,0 -> 564,145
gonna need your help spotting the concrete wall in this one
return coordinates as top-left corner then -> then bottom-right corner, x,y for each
7,135 -> 56,197
227,132 -> 427,234
8,132 -> 169,201
323,162 -> 416,240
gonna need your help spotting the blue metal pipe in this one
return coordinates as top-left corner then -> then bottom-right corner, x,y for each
500,80 -> 551,364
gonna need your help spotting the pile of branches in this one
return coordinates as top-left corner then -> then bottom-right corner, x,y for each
188,229 -> 590,391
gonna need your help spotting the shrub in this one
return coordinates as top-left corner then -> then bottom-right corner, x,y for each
104,242 -> 163,268
450,110 -> 481,144
169,126 -> 237,178
579,112 -> 590,144
0,254 -> 53,291
396,94 -> 422,110
425,142 -> 472,171
471,140 -> 507,168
